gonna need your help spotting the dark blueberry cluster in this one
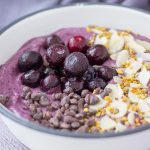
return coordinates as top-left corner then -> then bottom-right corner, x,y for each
18,34 -> 117,93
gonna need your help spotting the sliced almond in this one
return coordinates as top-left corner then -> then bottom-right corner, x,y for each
124,59 -> 142,75
124,35 -> 134,43
108,34 -> 124,54
116,50 -> 129,67
144,62 -> 150,68
113,76 -> 122,83
127,112 -> 135,125
91,28 -> 103,35
100,115 -> 116,130
145,97 -> 150,106
136,39 -> 150,50
130,83 -> 141,88
115,122 -> 127,132
131,58 -> 143,70
145,117 -> 150,123
137,70 -> 150,87
127,40 -> 146,53
124,68 -> 134,76
94,35 -> 108,46
128,90 -> 140,103
106,101 -> 127,119
138,100 -> 150,113
144,111 -> 150,117
110,53 -> 119,60
109,29 -> 118,35
106,84 -> 123,101
137,53 -> 150,62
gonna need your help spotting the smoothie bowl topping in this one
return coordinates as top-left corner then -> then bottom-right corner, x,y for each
0,26 -> 150,133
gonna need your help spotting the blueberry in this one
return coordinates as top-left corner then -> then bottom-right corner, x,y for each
86,44 -> 109,65
46,34 -> 64,47
64,52 -> 89,76
47,44 -> 69,67
87,78 -> 106,91
65,78 -> 85,93
97,66 -> 117,81
83,66 -> 96,81
67,35 -> 88,53
18,51 -> 43,72
21,70 -> 41,88
41,74 -> 60,91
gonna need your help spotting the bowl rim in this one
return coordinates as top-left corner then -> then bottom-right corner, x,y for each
0,2 -> 150,138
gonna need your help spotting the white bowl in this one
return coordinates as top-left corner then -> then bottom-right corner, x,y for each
0,4 -> 150,150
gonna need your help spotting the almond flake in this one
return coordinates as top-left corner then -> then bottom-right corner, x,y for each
124,35 -> 134,43
138,100 -> 150,113
130,83 -> 141,88
127,40 -> 146,53
108,34 -> 124,54
128,91 -> 140,103
94,35 -> 108,46
137,70 -> 150,87
116,50 -> 129,67
137,53 -> 150,62
115,122 -> 127,132
109,29 -> 118,35
91,28 -> 103,35
124,59 -> 142,75
127,112 -> 135,125
145,117 -> 150,123
113,76 -> 122,83
110,53 -> 119,60
145,97 -> 150,106
106,101 -> 127,119
106,84 -> 123,101
100,115 -> 116,130
144,111 -> 150,117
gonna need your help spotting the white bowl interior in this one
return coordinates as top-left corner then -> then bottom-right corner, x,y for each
0,4 -> 150,65
0,4 -> 150,150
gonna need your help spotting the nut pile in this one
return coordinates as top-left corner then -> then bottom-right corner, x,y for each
22,86 -> 101,132
86,26 -> 150,132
